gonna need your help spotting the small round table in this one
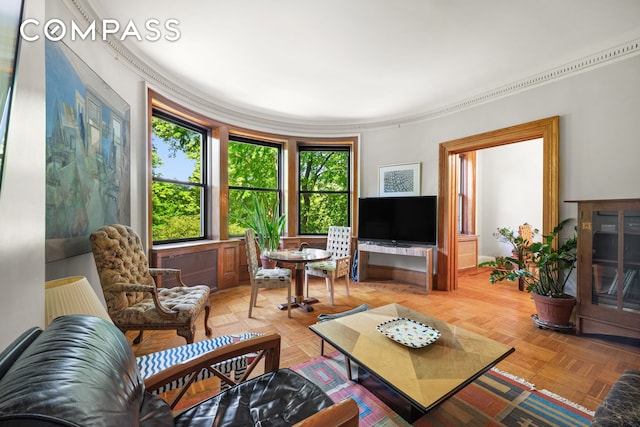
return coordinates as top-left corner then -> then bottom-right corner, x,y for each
263,248 -> 331,312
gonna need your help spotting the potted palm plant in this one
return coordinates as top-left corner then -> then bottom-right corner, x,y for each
479,218 -> 578,327
234,193 -> 286,268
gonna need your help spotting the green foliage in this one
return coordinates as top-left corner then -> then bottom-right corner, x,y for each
228,141 -> 280,236
151,117 -> 203,242
299,150 -> 349,233
152,181 -> 201,241
152,126 -> 351,241
228,141 -> 278,189
479,219 -> 577,297
227,144 -> 349,236
299,193 -> 348,234
231,193 -> 286,253
153,215 -> 201,241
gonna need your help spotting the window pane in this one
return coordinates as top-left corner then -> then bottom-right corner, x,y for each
299,151 -> 348,191
299,148 -> 349,234
299,193 -> 348,234
228,138 -> 281,237
151,113 -> 206,243
229,189 -> 279,235
152,181 -> 202,241
152,117 -> 202,183
228,141 -> 279,189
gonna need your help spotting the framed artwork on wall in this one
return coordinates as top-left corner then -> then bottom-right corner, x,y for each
45,40 -> 131,262
379,162 -> 421,197
0,0 -> 25,192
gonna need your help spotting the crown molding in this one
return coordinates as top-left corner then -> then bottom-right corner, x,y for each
67,0 -> 640,135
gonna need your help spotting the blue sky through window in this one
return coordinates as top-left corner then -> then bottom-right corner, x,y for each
152,134 -> 197,182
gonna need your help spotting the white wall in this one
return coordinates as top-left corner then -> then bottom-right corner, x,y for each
477,139 -> 543,261
359,55 -> 640,271
1,0 -> 639,346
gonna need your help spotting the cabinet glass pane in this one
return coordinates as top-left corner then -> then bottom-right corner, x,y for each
623,212 -> 640,313
591,211 -> 618,309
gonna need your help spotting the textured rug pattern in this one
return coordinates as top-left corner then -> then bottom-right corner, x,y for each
291,353 -> 594,427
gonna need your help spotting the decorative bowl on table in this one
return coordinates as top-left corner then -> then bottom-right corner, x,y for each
376,317 -> 441,348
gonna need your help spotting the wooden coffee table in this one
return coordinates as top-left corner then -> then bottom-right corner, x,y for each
309,303 -> 515,422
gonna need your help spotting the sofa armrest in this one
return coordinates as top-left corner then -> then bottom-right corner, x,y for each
293,398 -> 359,427
144,334 -> 281,408
591,369 -> 640,427
0,327 -> 42,380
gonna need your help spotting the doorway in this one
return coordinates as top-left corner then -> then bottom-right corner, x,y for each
436,116 -> 559,291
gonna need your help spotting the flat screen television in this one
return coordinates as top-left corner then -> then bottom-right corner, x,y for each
358,196 -> 437,246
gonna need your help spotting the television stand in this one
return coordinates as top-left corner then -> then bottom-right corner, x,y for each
357,242 -> 433,293
378,240 -> 411,248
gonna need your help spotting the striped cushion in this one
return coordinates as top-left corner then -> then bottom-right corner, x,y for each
137,332 -> 261,394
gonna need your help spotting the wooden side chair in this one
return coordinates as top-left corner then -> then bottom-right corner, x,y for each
304,226 -> 352,305
244,228 -> 293,318
518,223 -> 538,271
89,224 -> 212,344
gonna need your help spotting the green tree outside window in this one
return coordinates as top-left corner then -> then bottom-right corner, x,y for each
228,138 -> 281,236
151,115 -> 205,242
299,148 -> 349,234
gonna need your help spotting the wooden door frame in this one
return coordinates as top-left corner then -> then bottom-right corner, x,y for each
436,116 -> 559,291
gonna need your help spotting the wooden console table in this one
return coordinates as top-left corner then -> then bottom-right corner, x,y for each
357,242 -> 433,293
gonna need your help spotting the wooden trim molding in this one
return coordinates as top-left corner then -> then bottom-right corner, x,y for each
437,116 -> 559,291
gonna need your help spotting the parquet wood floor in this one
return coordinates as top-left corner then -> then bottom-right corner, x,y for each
128,269 -> 639,412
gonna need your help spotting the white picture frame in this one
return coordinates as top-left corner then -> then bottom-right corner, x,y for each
379,162 -> 421,197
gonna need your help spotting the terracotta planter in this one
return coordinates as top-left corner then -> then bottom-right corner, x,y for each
260,256 -> 277,269
531,292 -> 576,326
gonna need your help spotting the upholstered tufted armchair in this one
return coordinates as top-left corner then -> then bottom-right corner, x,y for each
89,224 -> 212,344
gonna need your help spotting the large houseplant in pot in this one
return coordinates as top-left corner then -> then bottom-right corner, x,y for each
234,193 -> 286,268
480,218 -> 578,327
491,223 -> 539,291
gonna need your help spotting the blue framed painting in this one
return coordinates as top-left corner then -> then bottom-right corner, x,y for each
45,40 -> 131,262
0,0 -> 24,191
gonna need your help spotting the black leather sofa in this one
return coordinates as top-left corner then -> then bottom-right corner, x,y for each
0,315 -> 358,426
590,369 -> 640,427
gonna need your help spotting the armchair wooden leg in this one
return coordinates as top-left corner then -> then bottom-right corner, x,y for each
203,303 -> 212,336
177,325 -> 196,344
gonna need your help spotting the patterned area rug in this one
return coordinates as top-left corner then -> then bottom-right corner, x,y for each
291,352 -> 594,427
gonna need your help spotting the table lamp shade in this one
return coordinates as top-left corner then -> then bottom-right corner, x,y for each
45,276 -> 113,326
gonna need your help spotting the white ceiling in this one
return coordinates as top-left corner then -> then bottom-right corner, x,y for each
84,0 -> 640,128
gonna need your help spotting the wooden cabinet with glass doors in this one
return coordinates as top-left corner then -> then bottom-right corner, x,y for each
575,199 -> 640,339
